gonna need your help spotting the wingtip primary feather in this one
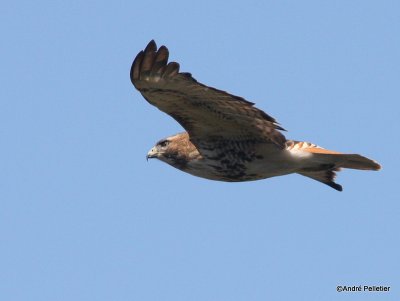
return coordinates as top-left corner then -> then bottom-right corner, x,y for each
130,40 -> 159,85
145,40 -> 157,53
299,169 -> 343,191
328,182 -> 343,191
151,45 -> 169,76
131,40 -> 183,87
130,50 -> 144,85
163,62 -> 180,77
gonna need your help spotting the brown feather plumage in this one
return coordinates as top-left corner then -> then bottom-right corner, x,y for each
131,40 -> 286,151
131,40 -> 381,191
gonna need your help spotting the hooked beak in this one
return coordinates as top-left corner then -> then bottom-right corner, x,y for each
146,146 -> 158,161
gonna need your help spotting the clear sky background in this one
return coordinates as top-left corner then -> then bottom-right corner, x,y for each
1,1 -> 399,300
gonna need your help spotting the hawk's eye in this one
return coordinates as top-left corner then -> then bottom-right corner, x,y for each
158,140 -> 169,147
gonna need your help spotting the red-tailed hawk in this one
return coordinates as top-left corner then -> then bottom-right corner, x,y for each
130,40 -> 381,191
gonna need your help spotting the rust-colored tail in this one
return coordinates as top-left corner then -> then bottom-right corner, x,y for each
330,153 -> 381,170
297,150 -> 381,191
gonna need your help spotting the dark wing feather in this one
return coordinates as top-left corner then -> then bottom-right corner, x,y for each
130,40 -> 287,152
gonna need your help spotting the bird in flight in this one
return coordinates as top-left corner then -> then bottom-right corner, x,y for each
130,40 -> 381,191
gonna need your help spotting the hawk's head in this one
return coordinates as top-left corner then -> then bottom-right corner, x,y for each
146,132 -> 201,170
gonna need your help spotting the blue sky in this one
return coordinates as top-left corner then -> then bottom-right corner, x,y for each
1,0 -> 399,300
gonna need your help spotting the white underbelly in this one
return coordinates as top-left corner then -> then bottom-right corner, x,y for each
245,151 -> 299,178
183,149 -> 300,182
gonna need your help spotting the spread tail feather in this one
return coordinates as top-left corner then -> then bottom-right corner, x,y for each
332,154 -> 381,170
298,153 -> 381,191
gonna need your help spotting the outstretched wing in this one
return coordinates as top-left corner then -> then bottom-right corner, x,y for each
130,40 -> 286,154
